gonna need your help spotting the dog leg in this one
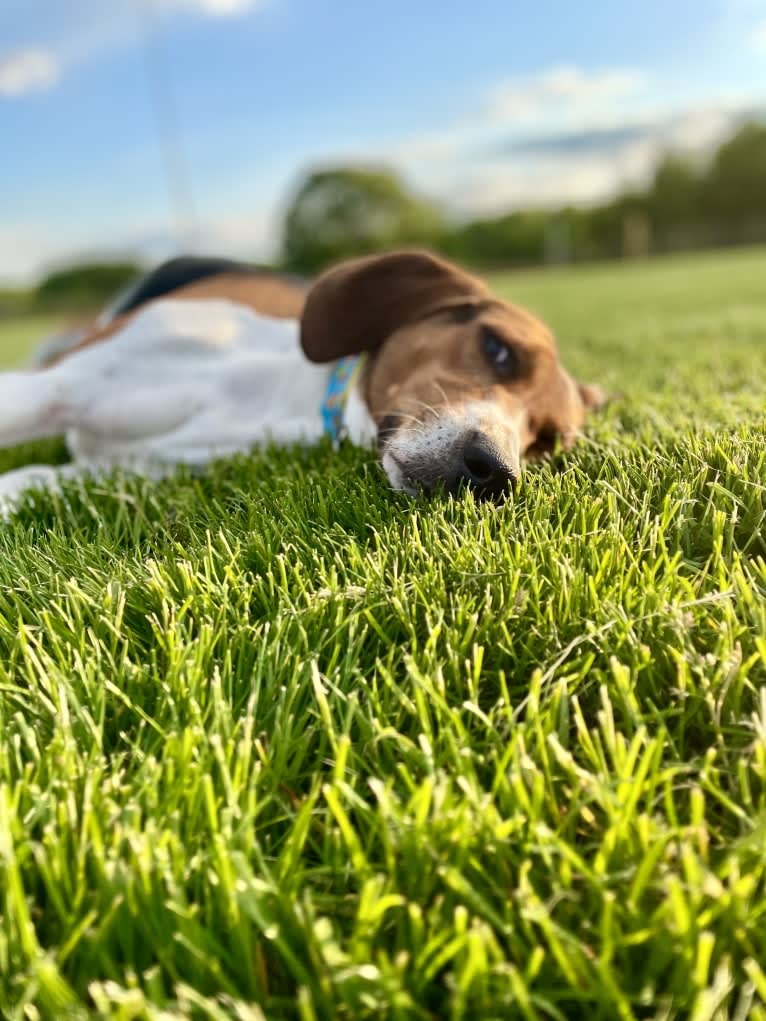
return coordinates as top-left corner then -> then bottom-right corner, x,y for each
0,371 -> 77,448
0,463 -> 85,518
0,459 -> 185,519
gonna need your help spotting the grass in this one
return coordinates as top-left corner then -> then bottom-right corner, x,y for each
0,315 -> 64,369
0,245 -> 765,1020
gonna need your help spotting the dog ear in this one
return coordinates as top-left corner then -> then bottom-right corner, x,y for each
300,249 -> 488,363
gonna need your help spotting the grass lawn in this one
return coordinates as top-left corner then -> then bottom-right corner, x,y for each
0,315 -> 64,369
1,246 -> 765,1020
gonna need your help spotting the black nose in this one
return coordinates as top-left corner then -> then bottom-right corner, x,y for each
458,431 -> 517,500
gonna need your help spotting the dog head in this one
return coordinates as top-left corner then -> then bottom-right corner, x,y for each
301,250 -> 604,499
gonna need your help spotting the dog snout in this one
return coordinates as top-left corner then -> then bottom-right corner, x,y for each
379,409 -> 521,500
455,429 -> 517,500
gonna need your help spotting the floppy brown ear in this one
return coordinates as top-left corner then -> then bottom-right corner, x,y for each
300,249 -> 488,363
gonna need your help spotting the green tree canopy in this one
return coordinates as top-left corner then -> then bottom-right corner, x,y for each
37,261 -> 143,312
282,167 -> 445,274
702,122 -> 766,222
649,156 -> 703,226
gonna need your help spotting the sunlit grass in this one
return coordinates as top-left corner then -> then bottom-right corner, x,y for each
0,315 -> 63,368
1,246 -> 765,1019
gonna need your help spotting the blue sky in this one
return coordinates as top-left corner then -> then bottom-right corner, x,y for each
2,0 -> 766,282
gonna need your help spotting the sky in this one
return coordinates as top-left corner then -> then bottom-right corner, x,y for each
2,0 -> 766,283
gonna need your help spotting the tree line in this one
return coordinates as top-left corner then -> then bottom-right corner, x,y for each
7,119 -> 763,316
282,121 -> 766,273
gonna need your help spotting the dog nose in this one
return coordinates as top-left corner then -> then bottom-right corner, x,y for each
458,431 -> 517,500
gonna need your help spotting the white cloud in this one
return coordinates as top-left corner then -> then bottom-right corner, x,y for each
0,0 -> 268,101
381,66 -> 646,168
432,103 -> 744,216
0,48 -> 61,97
154,0 -> 268,16
754,19 -> 766,48
0,204 -> 280,285
334,68 -> 750,221
486,66 -> 645,123
0,224 -> 74,284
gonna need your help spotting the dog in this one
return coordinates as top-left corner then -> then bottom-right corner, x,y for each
0,249 -> 603,511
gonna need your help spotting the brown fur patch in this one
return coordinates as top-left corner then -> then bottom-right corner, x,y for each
361,300 -> 586,456
54,272 -> 306,362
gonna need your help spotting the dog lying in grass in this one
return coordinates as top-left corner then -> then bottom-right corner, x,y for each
0,249 -> 604,510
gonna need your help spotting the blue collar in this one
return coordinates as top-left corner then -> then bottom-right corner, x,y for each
320,356 -> 363,443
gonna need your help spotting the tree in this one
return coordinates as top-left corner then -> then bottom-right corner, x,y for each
586,195 -> 648,261
649,156 -> 702,225
702,123 -> 766,225
442,211 -> 549,268
37,261 -> 143,312
282,167 -> 445,274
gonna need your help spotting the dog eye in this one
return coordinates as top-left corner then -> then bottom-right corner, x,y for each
481,327 -> 519,378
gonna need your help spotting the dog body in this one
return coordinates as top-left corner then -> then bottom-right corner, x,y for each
0,251 -> 602,511
0,296 -> 374,508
